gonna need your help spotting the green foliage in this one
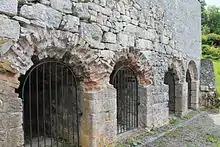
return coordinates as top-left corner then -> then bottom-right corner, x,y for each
129,137 -> 142,146
169,118 -> 180,125
213,60 -> 220,93
202,34 -> 220,45
202,25 -> 211,34
202,6 -> 220,34
206,134 -> 219,143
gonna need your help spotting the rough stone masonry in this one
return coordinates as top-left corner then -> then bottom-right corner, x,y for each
0,0 -> 201,146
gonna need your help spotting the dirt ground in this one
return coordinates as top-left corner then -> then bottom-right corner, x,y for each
145,110 -> 220,147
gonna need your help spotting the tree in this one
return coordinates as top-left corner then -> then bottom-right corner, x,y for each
206,6 -> 220,34
200,0 -> 208,25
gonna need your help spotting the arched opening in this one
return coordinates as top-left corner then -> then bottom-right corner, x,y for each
186,69 -> 192,109
18,59 -> 80,147
110,65 -> 139,134
187,60 -> 199,110
164,70 -> 176,114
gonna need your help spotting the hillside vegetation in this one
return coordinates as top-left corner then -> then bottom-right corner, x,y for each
201,1 -> 220,94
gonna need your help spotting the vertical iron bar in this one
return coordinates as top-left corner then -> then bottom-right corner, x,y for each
71,76 -> 75,146
61,67 -> 64,147
55,63 -> 59,147
76,81 -> 80,147
118,70 -> 121,133
136,75 -> 138,128
128,72 -> 131,130
66,68 -> 70,143
43,64 -> 46,146
125,69 -> 128,131
36,67 -> 40,147
49,62 -> 53,145
29,75 -> 32,147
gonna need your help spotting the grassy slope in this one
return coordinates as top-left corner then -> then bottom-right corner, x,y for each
213,60 -> 220,93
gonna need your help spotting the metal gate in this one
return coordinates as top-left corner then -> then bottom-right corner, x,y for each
21,60 -> 80,147
111,66 -> 139,134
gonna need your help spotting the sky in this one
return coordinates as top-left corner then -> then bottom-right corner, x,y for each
206,0 -> 220,7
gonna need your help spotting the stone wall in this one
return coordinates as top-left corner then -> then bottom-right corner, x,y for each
0,0 -> 201,146
0,62 -> 23,147
200,59 -> 217,107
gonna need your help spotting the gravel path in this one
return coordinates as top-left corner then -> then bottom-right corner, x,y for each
144,111 -> 220,147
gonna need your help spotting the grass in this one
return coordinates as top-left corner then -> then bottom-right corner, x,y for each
213,60 -> 220,94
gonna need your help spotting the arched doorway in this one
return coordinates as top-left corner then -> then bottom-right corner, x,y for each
187,60 -> 199,109
19,60 -> 80,146
164,70 -> 176,114
186,69 -> 192,109
110,65 -> 139,134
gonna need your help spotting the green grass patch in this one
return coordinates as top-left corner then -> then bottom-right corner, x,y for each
213,60 -> 220,94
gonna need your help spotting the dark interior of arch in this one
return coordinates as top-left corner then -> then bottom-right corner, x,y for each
186,69 -> 192,109
164,70 -> 176,114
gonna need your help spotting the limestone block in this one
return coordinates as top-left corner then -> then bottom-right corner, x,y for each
7,127 -> 24,147
128,35 -> 135,47
124,24 -> 137,33
62,15 -> 79,33
13,16 -> 30,24
0,130 -> 7,146
50,0 -> 72,13
102,32 -> 116,44
160,35 -> 169,45
20,4 -> 62,28
137,28 -> 157,41
40,0 -> 51,5
7,112 -> 22,129
7,98 -> 22,112
0,15 -> 20,40
0,114 -> 7,130
200,85 -> 209,92
117,1 -> 125,14
0,39 -> 14,56
74,3 -> 90,19
114,22 -> 124,33
117,33 -> 128,47
136,39 -> 153,50
0,0 -> 17,15
80,22 -> 103,43
121,15 -> 131,22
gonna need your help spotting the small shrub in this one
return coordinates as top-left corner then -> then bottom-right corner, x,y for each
202,33 -> 220,45
169,118 -> 180,125
206,134 -> 218,143
129,137 -> 142,146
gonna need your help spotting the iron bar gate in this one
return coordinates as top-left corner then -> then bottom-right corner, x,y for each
111,66 -> 139,134
21,60 -> 80,147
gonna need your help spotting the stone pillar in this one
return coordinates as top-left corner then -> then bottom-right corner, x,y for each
80,85 -> 117,147
191,81 -> 199,109
138,85 -> 169,130
175,82 -> 188,116
138,86 -> 149,128
0,71 -> 23,147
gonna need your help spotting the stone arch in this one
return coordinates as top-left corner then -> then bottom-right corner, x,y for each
164,58 -> 186,115
109,48 -> 153,86
187,60 -> 198,81
186,60 -> 199,110
0,27 -> 94,147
